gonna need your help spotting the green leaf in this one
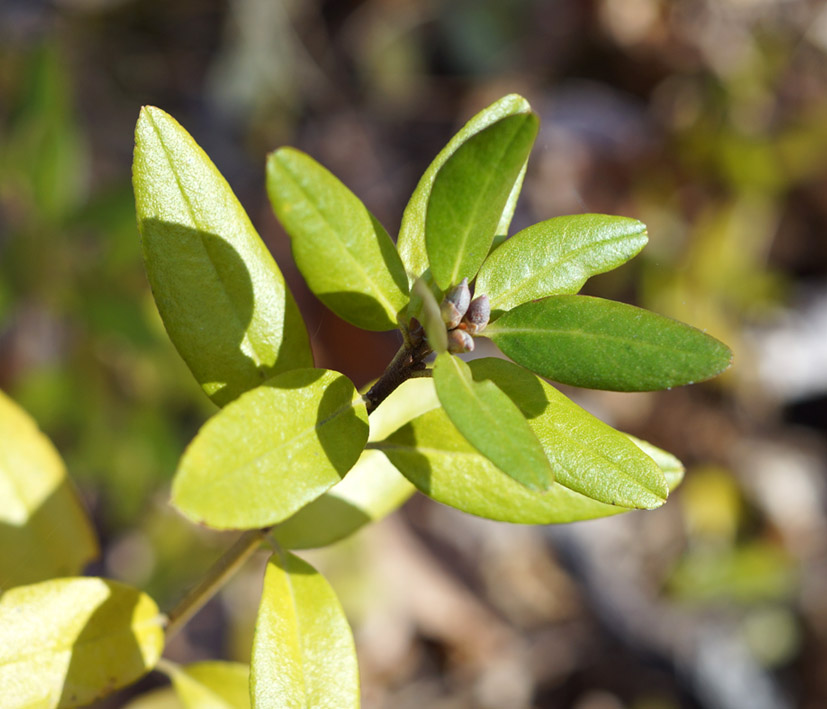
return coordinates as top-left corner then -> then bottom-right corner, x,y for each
168,661 -> 250,709
274,377 -> 438,549
627,435 -> 685,492
397,94 -> 533,284
409,277 -> 447,353
251,550 -> 359,709
133,106 -> 312,407
267,148 -> 409,331
425,113 -> 539,290
374,407 -> 626,524
0,577 -> 164,708
432,353 -> 553,490
476,214 -> 649,315
0,390 -> 97,588
486,295 -> 733,391
172,368 -> 369,530
374,358 -> 669,519
468,358 -> 667,507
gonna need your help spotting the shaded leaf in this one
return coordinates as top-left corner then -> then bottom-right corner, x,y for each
251,551 -> 359,709
409,277 -> 447,353
432,353 -> 553,490
267,148 -> 409,331
133,106 -> 312,407
397,94 -> 533,284
477,214 -> 648,314
274,377 -> 438,549
0,389 -> 97,588
0,578 -> 164,708
172,369 -> 369,530
425,113 -> 539,290
486,295 -> 733,391
168,661 -> 250,709
123,688 -> 181,709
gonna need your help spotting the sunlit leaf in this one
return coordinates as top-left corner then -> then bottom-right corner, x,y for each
172,369 -> 369,530
0,390 -> 97,588
168,661 -> 250,709
267,148 -> 409,331
274,377 -> 438,549
375,358 -> 669,519
251,551 -> 359,708
373,407 -> 627,524
432,353 -> 553,490
425,113 -> 539,289
0,578 -> 164,708
627,435 -> 685,491
397,94 -> 533,284
477,214 -> 648,314
133,106 -> 312,407
469,359 -> 667,507
486,295 -> 733,391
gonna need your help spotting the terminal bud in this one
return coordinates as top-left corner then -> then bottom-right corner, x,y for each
440,278 -> 471,329
462,295 -> 490,335
447,329 -> 474,354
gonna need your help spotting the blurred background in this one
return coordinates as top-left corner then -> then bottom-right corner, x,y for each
2,0 -> 827,707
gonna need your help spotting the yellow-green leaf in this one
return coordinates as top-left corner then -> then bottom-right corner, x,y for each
267,148 -> 409,331
251,551 -> 359,708
0,577 -> 164,708
133,106 -> 312,407
374,359 -> 669,521
172,369 -> 369,530
476,214 -> 648,314
374,407 -> 626,524
432,353 -> 553,491
274,377 -> 438,549
168,661 -> 250,709
628,435 -> 685,491
0,390 -> 97,589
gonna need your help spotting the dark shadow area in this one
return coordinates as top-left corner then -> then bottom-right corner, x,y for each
0,478 -> 97,590
315,371 -> 370,477
317,289 -> 399,332
141,218 -> 309,407
58,581 -> 152,706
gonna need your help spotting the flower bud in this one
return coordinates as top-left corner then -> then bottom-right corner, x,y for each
440,278 -> 470,329
462,295 -> 490,335
447,328 -> 474,354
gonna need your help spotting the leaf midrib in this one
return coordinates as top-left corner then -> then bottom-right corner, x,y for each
443,117 -> 530,286
144,110 -> 266,368
488,230 -> 645,308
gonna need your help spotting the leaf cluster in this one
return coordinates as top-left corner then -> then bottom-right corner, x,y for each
0,94 -> 731,707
